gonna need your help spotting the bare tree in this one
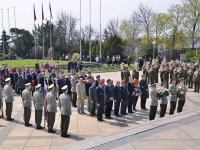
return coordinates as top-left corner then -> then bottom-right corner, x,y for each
106,18 -> 120,36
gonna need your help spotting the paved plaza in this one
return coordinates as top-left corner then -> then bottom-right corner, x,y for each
0,71 -> 200,150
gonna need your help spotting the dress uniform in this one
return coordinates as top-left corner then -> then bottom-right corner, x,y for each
169,78 -> 178,115
149,84 -> 159,120
33,84 -> 44,129
4,78 -> 14,121
22,83 -> 32,126
177,79 -> 187,113
59,85 -> 71,138
123,68 -> 131,84
89,82 -> 97,116
193,67 -> 200,92
114,82 -> 121,116
76,79 -> 86,114
160,81 -> 168,118
188,67 -> 194,88
46,84 -> 57,133
96,80 -> 105,122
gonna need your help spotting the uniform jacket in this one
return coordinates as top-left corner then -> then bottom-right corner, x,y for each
150,89 -> 159,106
169,84 -> 178,102
96,86 -> 105,105
71,77 -> 78,92
59,93 -> 71,116
33,91 -> 43,110
4,84 -> 14,102
46,91 -> 57,112
22,89 -> 32,108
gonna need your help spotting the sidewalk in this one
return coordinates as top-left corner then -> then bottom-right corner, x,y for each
0,71 -> 200,150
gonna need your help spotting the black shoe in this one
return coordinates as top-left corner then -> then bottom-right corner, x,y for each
144,108 -> 148,110
133,109 -> 138,111
36,126 -> 44,130
106,117 -> 113,119
82,112 -> 86,115
73,105 -> 77,108
61,133 -> 71,138
25,123 -> 32,127
48,129 -> 56,133
7,117 -> 14,121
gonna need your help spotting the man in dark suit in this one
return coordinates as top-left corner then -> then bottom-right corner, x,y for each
127,76 -> 134,113
24,68 -> 32,84
105,79 -> 114,119
139,74 -> 149,110
57,72 -> 66,96
65,74 -> 72,96
114,81 -> 121,116
120,80 -> 128,115
96,80 -> 105,122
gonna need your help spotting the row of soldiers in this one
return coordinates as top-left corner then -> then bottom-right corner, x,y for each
1,78 -> 71,138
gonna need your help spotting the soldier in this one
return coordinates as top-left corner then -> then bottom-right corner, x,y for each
193,66 -> 200,93
149,65 -> 156,85
33,84 -> 44,129
149,84 -> 159,121
187,66 -> 194,89
96,80 -> 105,122
0,83 -> 3,117
71,73 -> 78,107
169,78 -> 178,115
139,75 -> 149,110
46,84 -> 57,133
120,80 -> 128,115
177,78 -> 188,113
123,67 -> 131,84
59,85 -> 71,138
4,78 -> 14,121
89,81 -> 97,116
22,83 -> 32,127
160,81 -> 168,118
114,81 -> 121,117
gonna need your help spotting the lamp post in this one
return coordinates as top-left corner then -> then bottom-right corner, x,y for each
152,41 -> 156,59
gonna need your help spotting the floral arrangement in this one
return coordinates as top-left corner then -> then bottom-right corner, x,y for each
156,88 -> 169,99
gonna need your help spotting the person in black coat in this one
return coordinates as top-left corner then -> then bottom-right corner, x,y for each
114,81 -> 121,116
139,74 -> 149,110
57,72 -> 66,96
24,69 -> 32,84
120,80 -> 128,115
105,79 -> 114,119
127,76 -> 134,113
95,75 -> 100,87
65,74 -> 72,96
96,80 -> 105,122
38,72 -> 48,97
85,77 -> 92,112
67,60 -> 72,73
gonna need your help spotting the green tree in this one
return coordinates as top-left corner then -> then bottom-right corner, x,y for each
0,30 -> 10,54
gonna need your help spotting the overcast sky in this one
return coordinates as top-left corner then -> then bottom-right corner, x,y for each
0,0 -> 181,33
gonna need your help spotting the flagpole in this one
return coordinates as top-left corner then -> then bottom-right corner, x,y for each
1,9 -> 5,55
49,1 -> 52,59
42,3 -> 45,60
89,0 -> 91,62
34,4 -> 37,59
80,0 -> 82,61
99,0 -> 102,59
7,8 -> 11,60
13,7 -> 16,34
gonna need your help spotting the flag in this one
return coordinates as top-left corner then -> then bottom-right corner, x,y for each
49,2 -> 53,19
34,4 -> 37,21
42,3 -> 44,21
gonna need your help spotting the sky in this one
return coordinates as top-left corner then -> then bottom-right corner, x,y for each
0,0 -> 181,34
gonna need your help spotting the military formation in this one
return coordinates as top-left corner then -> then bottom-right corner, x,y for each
0,58 -> 199,138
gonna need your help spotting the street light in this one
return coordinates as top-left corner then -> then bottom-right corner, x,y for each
152,41 -> 156,59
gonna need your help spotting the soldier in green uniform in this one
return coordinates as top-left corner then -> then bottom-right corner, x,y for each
169,78 -> 178,115
59,85 -> 71,138
163,66 -> 170,88
4,78 -> 14,121
0,84 -> 3,117
149,66 -> 156,85
193,66 -> 200,92
187,66 -> 194,89
132,66 -> 139,80
123,67 -> 131,84
22,83 -> 32,127
160,81 -> 168,118
33,84 -> 44,129
46,84 -> 57,133
149,84 -> 159,120
177,78 -> 187,113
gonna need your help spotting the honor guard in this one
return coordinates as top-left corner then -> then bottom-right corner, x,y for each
33,84 -> 44,129
59,85 -> 71,138
22,83 -> 32,127
149,84 -> 159,120
4,78 -> 14,121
